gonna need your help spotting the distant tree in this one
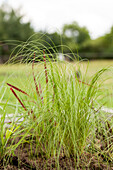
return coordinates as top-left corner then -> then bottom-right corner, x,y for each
0,4 -> 34,41
62,22 -> 90,53
103,26 -> 113,52
81,26 -> 113,53
79,26 -> 113,59
39,31 -> 62,53
63,22 -> 90,43
0,4 -> 34,62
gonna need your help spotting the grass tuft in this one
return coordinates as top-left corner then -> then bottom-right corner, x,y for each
0,36 -> 112,169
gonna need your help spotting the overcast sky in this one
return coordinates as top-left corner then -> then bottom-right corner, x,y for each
1,0 -> 113,39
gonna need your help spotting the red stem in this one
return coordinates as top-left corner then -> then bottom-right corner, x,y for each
7,83 -> 29,96
78,80 -> 94,88
43,50 -> 48,84
10,88 -> 27,111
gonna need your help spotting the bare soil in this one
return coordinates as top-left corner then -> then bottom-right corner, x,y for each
0,140 -> 112,170
0,120 -> 113,169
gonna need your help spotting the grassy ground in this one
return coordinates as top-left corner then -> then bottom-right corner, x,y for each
0,60 -> 113,110
80,60 -> 113,107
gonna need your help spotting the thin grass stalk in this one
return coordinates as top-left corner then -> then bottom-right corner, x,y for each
49,62 -> 60,110
10,88 -> 27,111
43,50 -> 48,84
39,82 -> 44,101
7,83 -> 29,96
32,52 -> 40,97
78,79 -> 95,88
32,52 -> 44,103
43,51 -> 49,109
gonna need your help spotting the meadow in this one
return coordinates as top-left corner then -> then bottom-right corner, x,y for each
0,59 -> 113,169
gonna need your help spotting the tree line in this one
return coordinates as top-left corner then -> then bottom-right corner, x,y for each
0,4 -> 113,63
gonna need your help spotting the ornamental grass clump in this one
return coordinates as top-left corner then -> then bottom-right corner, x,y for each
5,50 -> 107,161
0,36 -> 112,168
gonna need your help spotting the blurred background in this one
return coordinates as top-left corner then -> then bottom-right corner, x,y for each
0,0 -> 113,63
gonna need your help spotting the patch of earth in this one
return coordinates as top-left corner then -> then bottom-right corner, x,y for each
0,140 -> 113,170
0,119 -> 112,169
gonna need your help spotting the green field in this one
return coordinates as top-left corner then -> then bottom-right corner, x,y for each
1,60 -> 113,110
